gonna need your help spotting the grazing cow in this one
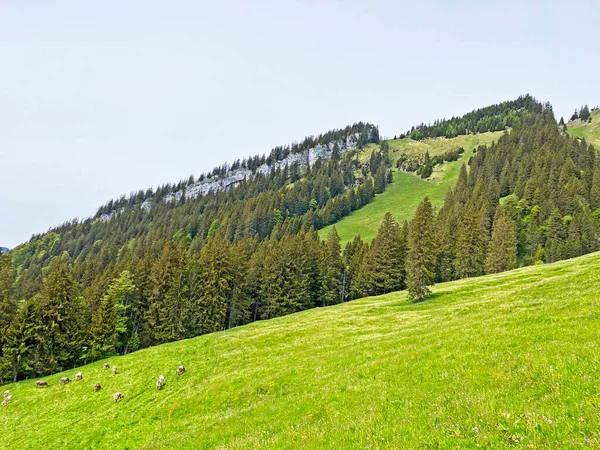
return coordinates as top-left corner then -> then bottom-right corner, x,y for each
156,375 -> 165,390
94,383 -> 101,392
103,363 -> 110,370
113,392 -> 124,403
3,390 -> 11,406
112,366 -> 118,375
59,377 -> 71,385
35,380 -> 49,388
75,372 -> 83,381
176,365 -> 186,376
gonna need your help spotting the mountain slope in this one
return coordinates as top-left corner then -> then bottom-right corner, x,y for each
567,108 -> 600,148
320,131 -> 503,244
2,251 -> 599,448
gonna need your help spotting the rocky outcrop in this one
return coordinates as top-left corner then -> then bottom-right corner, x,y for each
161,133 -> 361,203
98,132 -> 365,220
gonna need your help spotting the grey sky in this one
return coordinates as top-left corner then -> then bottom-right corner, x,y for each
1,0 -> 598,248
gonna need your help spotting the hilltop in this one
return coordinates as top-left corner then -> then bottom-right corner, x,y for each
1,251 -> 599,448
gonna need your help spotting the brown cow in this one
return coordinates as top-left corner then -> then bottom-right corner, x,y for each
156,375 -> 165,390
113,392 -> 124,403
103,363 -> 110,370
35,380 -> 49,388
94,383 -> 102,392
59,377 -> 71,385
75,372 -> 83,381
176,365 -> 186,376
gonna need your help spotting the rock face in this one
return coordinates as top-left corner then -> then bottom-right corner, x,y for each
164,133 -> 361,204
98,132 -> 364,221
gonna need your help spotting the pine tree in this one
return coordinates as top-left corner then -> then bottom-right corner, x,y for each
32,263 -> 83,375
196,237 -> 234,333
89,291 -> 116,359
454,208 -> 489,278
484,213 -> 518,273
0,300 -> 35,382
419,152 -> 433,178
103,270 -> 138,354
361,213 -> 407,296
321,228 -> 344,306
0,253 -> 17,353
142,242 -> 188,345
406,198 -> 436,302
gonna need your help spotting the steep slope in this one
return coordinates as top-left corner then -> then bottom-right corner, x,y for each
320,131 -> 502,244
567,108 -> 600,148
2,252 -> 599,449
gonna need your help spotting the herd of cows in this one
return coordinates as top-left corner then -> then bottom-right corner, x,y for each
2,363 -> 187,407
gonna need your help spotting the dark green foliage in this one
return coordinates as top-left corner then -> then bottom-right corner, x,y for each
485,212 -> 518,273
409,95 -> 541,140
406,198 -> 436,302
579,105 -> 591,122
351,213 -> 407,298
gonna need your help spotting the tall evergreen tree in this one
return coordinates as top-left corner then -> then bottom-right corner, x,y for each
321,228 -> 344,306
484,213 -> 518,273
406,198 -> 436,302
32,263 -> 83,375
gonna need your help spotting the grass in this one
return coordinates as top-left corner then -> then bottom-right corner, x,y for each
320,132 -> 503,244
567,109 -> 600,149
2,252 -> 600,448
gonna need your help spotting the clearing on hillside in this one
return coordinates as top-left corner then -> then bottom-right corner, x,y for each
320,131 -> 503,244
1,251 -> 599,448
567,108 -> 600,148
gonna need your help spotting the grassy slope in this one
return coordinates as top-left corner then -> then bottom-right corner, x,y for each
320,132 -> 503,244
2,252 -> 600,449
567,108 -> 600,148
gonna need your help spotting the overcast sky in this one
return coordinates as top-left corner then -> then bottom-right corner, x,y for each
1,0 -> 598,248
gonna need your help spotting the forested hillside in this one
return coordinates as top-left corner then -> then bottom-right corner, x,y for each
406,94 -> 541,140
319,131 -> 503,244
3,96 -> 599,383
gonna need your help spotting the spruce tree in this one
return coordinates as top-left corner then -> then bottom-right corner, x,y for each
406,198 -> 436,302
484,213 -> 518,273
33,263 -> 83,375
89,291 -> 117,359
321,228 -> 344,306
454,208 -> 489,278
0,300 -> 35,382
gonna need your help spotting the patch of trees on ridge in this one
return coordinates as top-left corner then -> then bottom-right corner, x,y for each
94,122 -> 379,219
401,94 -> 542,140
569,105 -> 596,123
396,147 -> 465,179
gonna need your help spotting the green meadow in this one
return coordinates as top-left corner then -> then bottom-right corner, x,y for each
2,251 -> 599,449
320,132 -> 503,244
567,109 -> 600,149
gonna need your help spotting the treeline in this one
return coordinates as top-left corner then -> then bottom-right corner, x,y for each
569,105 -> 596,123
396,147 -> 465,178
405,94 -> 542,140
95,122 -> 379,218
12,142 -> 390,299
